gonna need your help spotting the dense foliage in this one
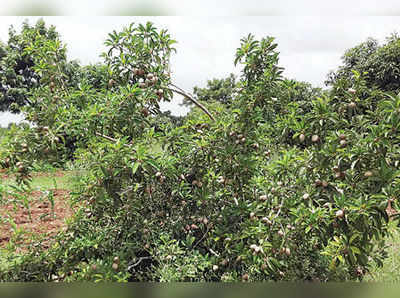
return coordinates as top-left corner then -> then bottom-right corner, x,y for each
0,21 -> 399,282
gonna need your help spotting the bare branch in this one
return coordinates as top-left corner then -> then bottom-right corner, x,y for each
83,128 -> 133,147
127,256 -> 152,271
169,83 -> 215,121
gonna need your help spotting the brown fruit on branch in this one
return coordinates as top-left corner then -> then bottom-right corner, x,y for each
311,135 -> 320,143
336,209 -> 344,219
141,108 -> 149,117
250,212 -> 256,220
335,172 -> 345,179
262,217 -> 272,225
261,264 -> 268,271
108,79 -> 115,88
299,134 -> 305,143
156,89 -> 163,97
220,259 -> 228,267
364,171 -> 373,178
348,102 -> 357,109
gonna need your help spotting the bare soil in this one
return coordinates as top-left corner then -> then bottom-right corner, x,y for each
0,170 -> 75,253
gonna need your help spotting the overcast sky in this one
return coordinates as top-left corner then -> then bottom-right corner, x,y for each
1,16 -> 400,126
2,0 -> 400,16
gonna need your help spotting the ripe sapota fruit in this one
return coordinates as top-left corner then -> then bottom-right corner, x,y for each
156,89 -> 163,97
364,170 -> 373,178
108,79 -> 115,88
348,102 -> 357,109
336,209 -> 345,219
299,133 -> 305,143
311,135 -> 320,143
141,108 -> 149,117
112,263 -> 119,271
315,179 -> 322,187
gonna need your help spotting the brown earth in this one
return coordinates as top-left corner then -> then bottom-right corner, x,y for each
0,188 -> 74,253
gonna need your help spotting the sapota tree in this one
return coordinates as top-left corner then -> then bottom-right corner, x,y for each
0,22 -> 399,282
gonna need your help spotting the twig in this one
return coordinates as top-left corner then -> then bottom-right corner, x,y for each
83,128 -> 133,148
192,226 -> 210,249
208,248 -> 220,257
127,256 -> 152,271
169,83 -> 215,121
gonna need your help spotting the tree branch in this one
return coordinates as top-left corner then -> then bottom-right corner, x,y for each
83,128 -> 133,147
169,83 -> 215,121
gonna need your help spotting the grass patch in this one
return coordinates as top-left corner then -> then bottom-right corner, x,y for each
365,221 -> 400,282
0,170 -> 84,192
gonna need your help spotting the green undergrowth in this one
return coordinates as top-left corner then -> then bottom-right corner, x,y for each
0,170 -> 81,191
365,220 -> 400,282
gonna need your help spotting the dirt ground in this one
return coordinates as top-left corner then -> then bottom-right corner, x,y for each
0,171 -> 74,253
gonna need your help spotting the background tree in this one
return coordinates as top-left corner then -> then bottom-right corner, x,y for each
185,73 -> 237,107
0,19 -> 62,113
326,33 -> 400,93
